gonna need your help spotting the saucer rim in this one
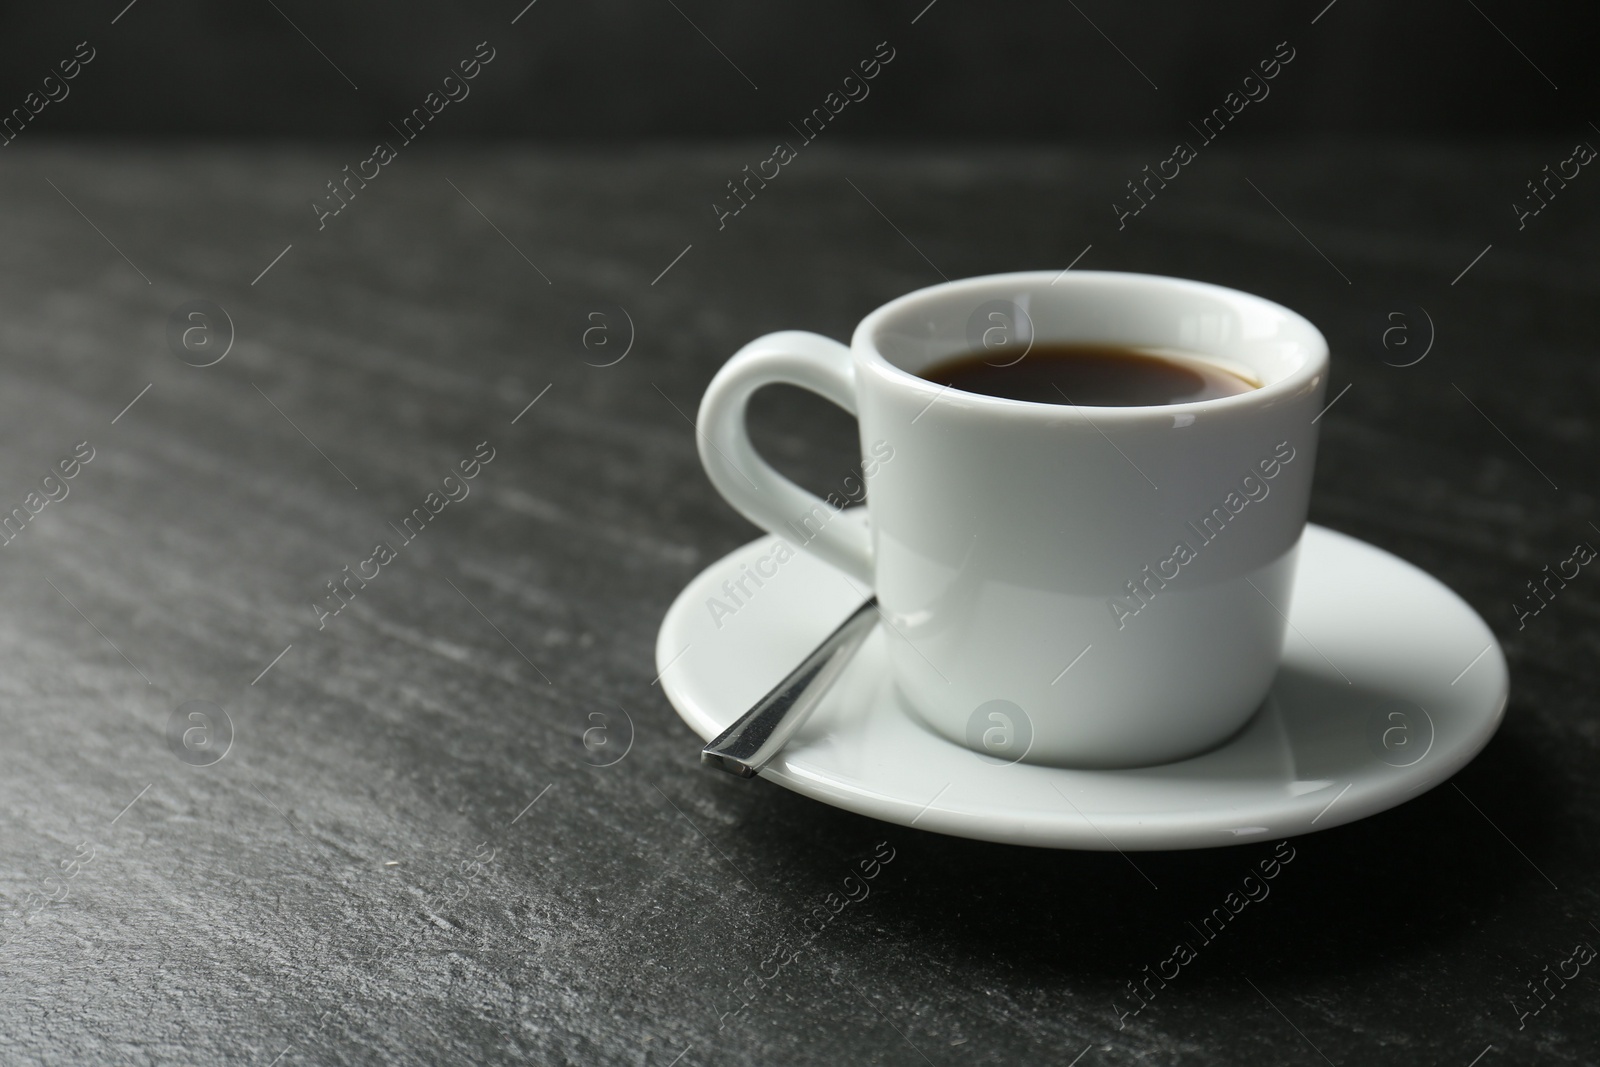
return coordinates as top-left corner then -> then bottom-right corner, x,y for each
657,522 -> 1509,850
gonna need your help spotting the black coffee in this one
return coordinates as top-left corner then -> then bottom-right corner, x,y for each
917,342 -> 1259,407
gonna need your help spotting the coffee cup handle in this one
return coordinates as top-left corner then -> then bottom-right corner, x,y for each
696,330 -> 874,587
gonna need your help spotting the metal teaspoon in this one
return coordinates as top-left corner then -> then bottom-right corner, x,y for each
700,597 -> 879,778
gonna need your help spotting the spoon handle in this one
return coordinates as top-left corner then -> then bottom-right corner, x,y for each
700,597 -> 879,778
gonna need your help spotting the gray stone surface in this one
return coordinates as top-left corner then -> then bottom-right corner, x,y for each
0,142 -> 1595,1065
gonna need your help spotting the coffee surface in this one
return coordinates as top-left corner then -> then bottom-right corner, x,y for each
917,342 -> 1259,407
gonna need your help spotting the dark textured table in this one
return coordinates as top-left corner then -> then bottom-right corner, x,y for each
0,141 -> 1596,1066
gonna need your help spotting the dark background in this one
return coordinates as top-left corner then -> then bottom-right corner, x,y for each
1,0 -> 1594,139
2,3 -> 1599,1067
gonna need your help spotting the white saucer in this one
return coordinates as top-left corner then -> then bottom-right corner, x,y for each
656,524 -> 1508,850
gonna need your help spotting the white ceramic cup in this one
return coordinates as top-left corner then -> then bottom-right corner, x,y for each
697,271 -> 1328,768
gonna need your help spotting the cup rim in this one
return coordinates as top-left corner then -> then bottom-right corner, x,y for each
851,270 -> 1329,420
